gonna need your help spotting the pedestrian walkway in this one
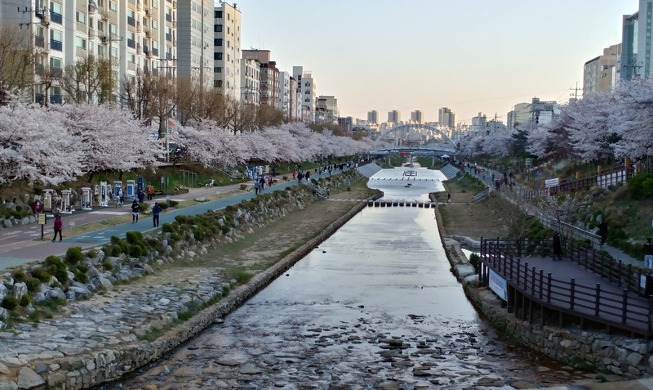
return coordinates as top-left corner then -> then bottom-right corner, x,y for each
0,172 -> 344,271
455,162 -> 641,268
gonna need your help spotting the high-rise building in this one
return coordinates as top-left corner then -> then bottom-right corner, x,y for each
583,44 -> 620,96
212,2 -> 241,100
387,110 -> 400,123
293,66 -> 316,121
177,0 -> 213,90
0,0 -> 175,105
620,1 -> 653,82
278,71 -> 291,115
438,108 -> 455,128
367,110 -> 378,124
410,110 -> 422,123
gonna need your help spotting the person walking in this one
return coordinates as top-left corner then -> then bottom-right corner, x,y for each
116,188 -> 124,207
51,214 -> 63,242
152,202 -> 162,227
146,184 -> 155,201
598,220 -> 608,246
644,237 -> 653,269
131,199 -> 140,223
552,232 -> 562,260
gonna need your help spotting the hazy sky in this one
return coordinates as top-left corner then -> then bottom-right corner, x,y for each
231,0 -> 637,124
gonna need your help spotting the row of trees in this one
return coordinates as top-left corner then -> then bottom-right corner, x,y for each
0,100 -> 382,187
459,78 -> 653,166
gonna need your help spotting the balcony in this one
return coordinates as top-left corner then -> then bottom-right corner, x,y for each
165,14 -> 172,23
50,11 -> 62,24
127,16 -> 135,26
51,68 -> 63,78
50,39 -> 62,52
165,33 -> 172,42
127,39 -> 135,49
152,48 -> 158,56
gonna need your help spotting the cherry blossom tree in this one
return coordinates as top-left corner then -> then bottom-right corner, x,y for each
0,100 -> 83,186
53,104 -> 159,180
562,92 -> 616,163
608,79 -> 653,161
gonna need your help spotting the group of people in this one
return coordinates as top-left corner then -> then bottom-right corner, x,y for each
50,184 -> 164,242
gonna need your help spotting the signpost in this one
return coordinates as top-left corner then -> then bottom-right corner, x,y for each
38,213 -> 46,240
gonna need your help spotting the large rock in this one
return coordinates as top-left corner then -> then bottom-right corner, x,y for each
12,282 -> 27,299
17,367 -> 44,388
1,219 -> 12,228
44,287 -> 66,300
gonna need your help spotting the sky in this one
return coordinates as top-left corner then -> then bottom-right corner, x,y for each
230,0 -> 638,125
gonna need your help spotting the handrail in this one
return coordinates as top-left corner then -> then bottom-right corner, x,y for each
480,238 -> 653,336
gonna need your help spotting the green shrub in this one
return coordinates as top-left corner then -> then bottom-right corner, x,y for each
159,203 -> 170,210
45,256 -> 68,285
102,260 -> 114,271
139,202 -> 150,213
12,270 -> 26,283
111,245 -> 123,257
72,268 -> 89,283
2,295 -> 19,310
110,236 -> 122,245
627,172 -> 653,200
126,231 -> 145,245
86,249 -> 98,259
162,223 -> 175,232
31,268 -> 51,283
19,294 -> 31,307
468,253 -> 480,269
129,244 -> 146,258
65,247 -> 84,266
226,267 -> 253,284
24,277 -> 41,293
177,311 -> 194,321
169,200 -> 179,207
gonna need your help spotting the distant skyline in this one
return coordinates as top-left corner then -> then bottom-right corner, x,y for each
232,0 -> 637,124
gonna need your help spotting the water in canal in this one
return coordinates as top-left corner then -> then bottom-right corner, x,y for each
114,167 -> 592,389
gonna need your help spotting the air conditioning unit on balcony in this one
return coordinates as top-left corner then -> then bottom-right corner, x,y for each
145,29 -> 150,38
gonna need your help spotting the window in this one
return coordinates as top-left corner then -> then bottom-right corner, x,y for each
75,37 -> 87,49
110,24 -> 117,35
214,38 -> 222,46
51,30 -> 62,41
51,2 -> 62,14
50,57 -> 62,69
109,1 -> 117,11
152,0 -> 158,9
76,11 -> 86,24
227,27 -> 230,34
214,24 -> 222,32
214,67 -> 222,73
214,52 -> 222,60
152,20 -> 158,29
111,47 -> 118,58
98,21 -> 104,33
216,10 -> 222,18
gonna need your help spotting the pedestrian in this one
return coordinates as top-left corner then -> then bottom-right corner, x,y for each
131,199 -> 140,223
117,188 -> 124,207
51,214 -> 63,242
33,201 -> 41,214
254,181 -> 260,195
146,184 -> 155,201
644,238 -> 653,269
137,189 -> 145,203
552,232 -> 562,260
598,220 -> 608,246
152,202 -> 162,227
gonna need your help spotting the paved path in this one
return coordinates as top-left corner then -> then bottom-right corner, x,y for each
0,172 -> 343,271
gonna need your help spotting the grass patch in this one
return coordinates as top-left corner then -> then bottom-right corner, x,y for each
136,327 -> 163,342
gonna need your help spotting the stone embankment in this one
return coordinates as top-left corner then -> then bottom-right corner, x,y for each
0,172 -> 374,389
434,207 -> 653,381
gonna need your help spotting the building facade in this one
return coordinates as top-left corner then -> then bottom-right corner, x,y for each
212,2 -> 241,100
240,57 -> 259,105
177,0 -> 213,90
316,95 -> 338,124
277,70 -> 290,114
438,107 -> 455,129
367,110 -> 378,124
620,1 -> 653,82
0,0 -> 175,105
410,110 -> 422,123
293,65 -> 316,122
583,44 -> 620,95
387,110 -> 400,124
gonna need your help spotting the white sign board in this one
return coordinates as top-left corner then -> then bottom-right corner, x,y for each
489,269 -> 508,301
544,177 -> 559,189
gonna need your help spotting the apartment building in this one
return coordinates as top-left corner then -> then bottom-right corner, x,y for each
387,110 -> 400,124
583,44 -> 620,96
316,95 -> 338,124
176,0 -> 213,89
438,107 -> 455,129
240,57 -> 260,105
0,0 -> 175,105
410,110 -> 422,123
367,110 -> 378,124
293,66 -> 316,122
213,1 -> 240,100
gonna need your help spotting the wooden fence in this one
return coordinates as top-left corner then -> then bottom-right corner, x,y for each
480,237 -> 653,337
